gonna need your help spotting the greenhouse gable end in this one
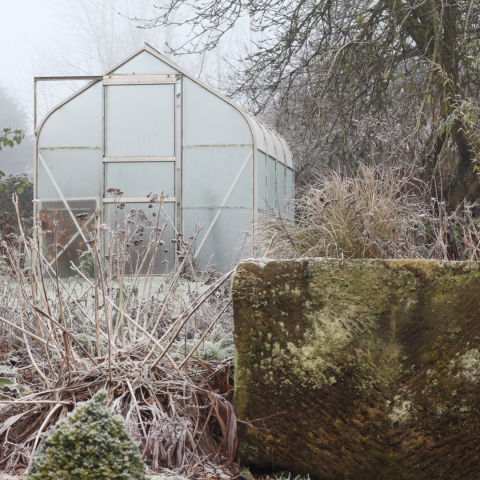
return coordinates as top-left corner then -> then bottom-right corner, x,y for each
35,44 -> 294,272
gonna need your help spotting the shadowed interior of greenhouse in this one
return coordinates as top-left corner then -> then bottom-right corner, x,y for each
35,44 -> 294,275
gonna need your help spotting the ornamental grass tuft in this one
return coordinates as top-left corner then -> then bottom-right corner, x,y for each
27,390 -> 145,480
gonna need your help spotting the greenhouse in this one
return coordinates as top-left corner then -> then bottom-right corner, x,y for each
34,44 -> 294,273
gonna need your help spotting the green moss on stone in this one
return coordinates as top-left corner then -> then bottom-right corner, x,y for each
233,259 -> 480,480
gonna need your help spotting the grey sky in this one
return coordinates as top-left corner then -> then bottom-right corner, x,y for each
0,0 -> 252,175
1,1 -> 64,117
1,1 -> 250,130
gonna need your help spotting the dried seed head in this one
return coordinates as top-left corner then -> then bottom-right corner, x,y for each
76,213 -> 89,222
107,187 -> 124,196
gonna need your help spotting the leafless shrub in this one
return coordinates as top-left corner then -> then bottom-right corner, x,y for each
0,191 -> 246,479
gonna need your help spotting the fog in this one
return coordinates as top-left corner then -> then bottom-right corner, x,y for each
0,0 -> 251,175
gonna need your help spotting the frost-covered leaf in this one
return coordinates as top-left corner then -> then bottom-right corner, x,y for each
0,377 -> 19,392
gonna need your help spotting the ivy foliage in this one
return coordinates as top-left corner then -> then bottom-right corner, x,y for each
0,366 -> 20,394
27,390 -> 145,480
0,171 -> 31,195
0,127 -> 24,151
0,127 -> 30,195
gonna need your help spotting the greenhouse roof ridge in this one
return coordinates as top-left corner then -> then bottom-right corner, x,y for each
34,44 -> 293,168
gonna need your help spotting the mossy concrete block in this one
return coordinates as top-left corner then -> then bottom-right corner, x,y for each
232,258 -> 480,480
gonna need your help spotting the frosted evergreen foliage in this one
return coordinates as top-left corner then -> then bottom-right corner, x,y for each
174,329 -> 234,363
27,390 -> 145,480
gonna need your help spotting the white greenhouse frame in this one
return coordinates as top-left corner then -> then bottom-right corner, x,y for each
33,44 -> 294,272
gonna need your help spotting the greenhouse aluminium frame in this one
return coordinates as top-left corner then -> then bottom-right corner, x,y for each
33,44 -> 294,272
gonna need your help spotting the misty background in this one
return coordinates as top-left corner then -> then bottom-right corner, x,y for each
0,0 -> 253,176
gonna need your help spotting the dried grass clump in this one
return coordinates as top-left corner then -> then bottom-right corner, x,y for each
255,164 -> 480,261
27,390 -> 145,480
0,190 -> 246,480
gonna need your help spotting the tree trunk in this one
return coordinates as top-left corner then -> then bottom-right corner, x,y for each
445,152 -> 480,210
402,0 -> 480,210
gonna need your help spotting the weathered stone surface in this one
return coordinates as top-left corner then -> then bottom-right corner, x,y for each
232,258 -> 480,480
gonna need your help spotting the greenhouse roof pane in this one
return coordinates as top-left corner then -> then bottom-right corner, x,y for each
112,50 -> 179,75
250,117 -> 267,153
38,82 -> 102,148
183,78 -> 252,147
258,121 -> 276,160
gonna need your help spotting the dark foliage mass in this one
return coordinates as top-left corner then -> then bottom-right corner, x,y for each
0,184 -> 33,236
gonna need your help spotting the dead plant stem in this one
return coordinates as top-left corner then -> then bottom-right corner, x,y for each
178,301 -> 231,370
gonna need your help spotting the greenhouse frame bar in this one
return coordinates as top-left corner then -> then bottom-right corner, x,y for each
34,44 -> 294,273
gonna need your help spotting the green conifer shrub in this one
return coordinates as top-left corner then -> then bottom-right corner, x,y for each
27,390 -> 145,480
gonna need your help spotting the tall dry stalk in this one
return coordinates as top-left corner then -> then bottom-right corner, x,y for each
0,190 -> 241,479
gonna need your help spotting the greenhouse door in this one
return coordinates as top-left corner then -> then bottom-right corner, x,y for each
102,74 -> 178,273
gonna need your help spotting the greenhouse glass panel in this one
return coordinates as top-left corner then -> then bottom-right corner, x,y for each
38,150 -> 102,201
105,162 -> 175,198
278,162 -> 285,215
257,151 -> 267,211
263,125 -> 277,160
280,137 -> 294,168
105,84 -> 175,157
113,51 -> 179,75
37,150 -> 102,276
105,202 -> 175,274
183,78 -> 252,146
273,134 -> 286,165
183,146 -> 252,271
268,156 -> 276,211
38,207 -> 97,277
38,82 -> 102,149
183,148 -> 252,208
286,167 -> 294,218
184,208 -> 251,270
252,121 -> 267,153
